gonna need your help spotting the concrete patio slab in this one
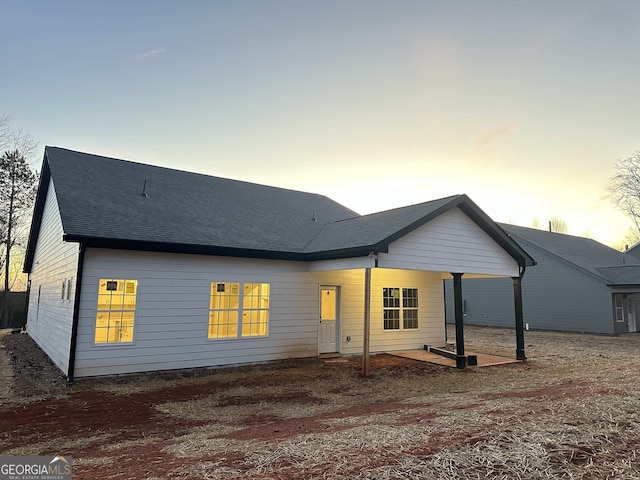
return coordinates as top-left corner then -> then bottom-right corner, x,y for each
389,349 -> 521,367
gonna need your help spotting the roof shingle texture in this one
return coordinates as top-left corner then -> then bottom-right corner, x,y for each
46,147 -> 359,252
306,197 -> 457,252
500,223 -> 640,284
45,147 -> 463,255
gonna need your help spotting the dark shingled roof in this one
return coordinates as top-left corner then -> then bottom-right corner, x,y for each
595,266 -> 640,286
24,147 -> 535,271
44,147 -> 357,253
500,223 -> 640,285
305,196 -> 458,253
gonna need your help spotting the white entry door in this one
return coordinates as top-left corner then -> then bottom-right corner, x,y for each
627,296 -> 637,332
319,286 -> 339,354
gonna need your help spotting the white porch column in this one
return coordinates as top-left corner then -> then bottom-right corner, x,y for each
362,267 -> 372,376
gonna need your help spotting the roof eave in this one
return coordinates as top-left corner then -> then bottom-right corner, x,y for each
23,153 -> 51,274
510,234 -> 616,284
62,235 -> 311,261
61,235 -> 377,262
457,199 -> 536,268
304,245 -> 378,262
373,194 -> 536,268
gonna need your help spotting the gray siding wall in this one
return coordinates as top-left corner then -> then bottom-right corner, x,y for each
445,242 -> 615,334
444,277 -> 515,328
26,180 -> 80,374
632,294 -> 640,333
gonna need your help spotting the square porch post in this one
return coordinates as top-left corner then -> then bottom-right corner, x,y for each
362,267 -> 372,376
512,276 -> 527,360
452,272 -> 466,369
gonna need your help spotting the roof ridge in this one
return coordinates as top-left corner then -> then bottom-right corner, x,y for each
332,194 -> 463,223
507,233 -> 616,283
499,222 -> 613,244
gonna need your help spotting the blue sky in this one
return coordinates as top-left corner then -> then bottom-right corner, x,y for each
3,1 -> 639,247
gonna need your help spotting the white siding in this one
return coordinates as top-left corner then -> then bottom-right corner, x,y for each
379,207 -> 520,277
75,249 -> 450,377
26,179 -> 79,374
312,269 -> 446,355
75,249 -> 322,377
309,257 -> 375,272
40,202 -> 522,377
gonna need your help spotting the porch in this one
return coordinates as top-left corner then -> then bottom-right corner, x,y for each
389,349 -> 521,368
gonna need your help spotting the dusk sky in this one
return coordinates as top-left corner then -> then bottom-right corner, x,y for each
3,1 -> 639,247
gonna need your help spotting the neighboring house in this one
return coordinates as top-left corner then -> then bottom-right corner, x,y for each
23,147 -> 535,380
626,241 -> 640,259
445,223 -> 640,334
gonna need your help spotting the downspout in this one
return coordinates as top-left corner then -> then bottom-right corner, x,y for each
67,243 -> 86,384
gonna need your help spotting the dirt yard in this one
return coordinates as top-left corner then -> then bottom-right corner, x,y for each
1,326 -> 640,479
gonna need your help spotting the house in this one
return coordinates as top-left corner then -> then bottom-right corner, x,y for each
445,223 -> 640,334
625,241 -> 640,260
23,147 -> 535,380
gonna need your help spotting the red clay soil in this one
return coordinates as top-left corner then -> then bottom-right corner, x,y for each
1,333 -> 454,479
0,374 -> 442,479
479,378 -> 605,401
2,331 -> 636,479
225,401 -> 428,441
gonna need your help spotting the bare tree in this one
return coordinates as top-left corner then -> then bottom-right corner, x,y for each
0,117 -> 38,327
549,217 -> 568,233
0,115 -> 38,163
609,151 -> 640,239
621,226 -> 640,248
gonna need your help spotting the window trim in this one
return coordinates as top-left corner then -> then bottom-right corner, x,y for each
208,282 -> 241,340
94,279 -> 138,346
207,281 -> 271,340
66,277 -> 72,302
382,286 -> 419,332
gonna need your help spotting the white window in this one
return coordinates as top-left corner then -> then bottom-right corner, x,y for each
95,279 -> 138,344
383,287 -> 418,330
615,295 -> 625,323
209,282 -> 270,339
209,282 -> 240,339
